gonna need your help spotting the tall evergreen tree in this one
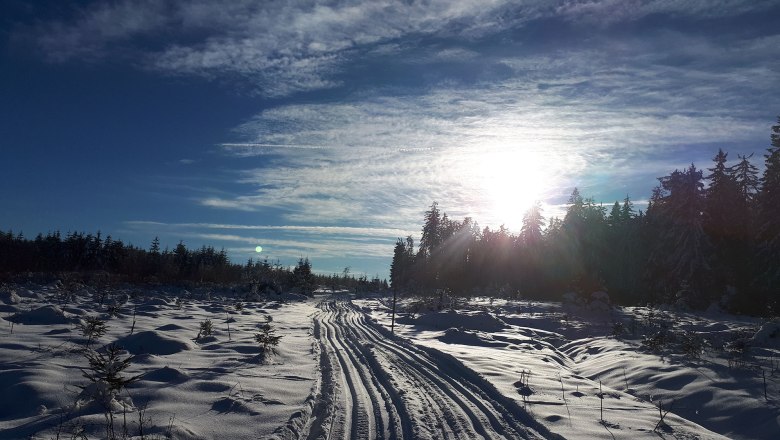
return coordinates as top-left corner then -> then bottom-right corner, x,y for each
755,117 -> 780,311
732,153 -> 760,205
645,164 -> 713,306
702,149 -> 751,309
520,201 -> 544,247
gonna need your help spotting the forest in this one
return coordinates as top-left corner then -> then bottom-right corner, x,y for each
390,118 -> 780,315
0,231 -> 386,294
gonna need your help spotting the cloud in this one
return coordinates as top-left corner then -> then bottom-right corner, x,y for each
208,53 -> 771,228
122,220 -> 397,259
556,0 -> 778,25
16,0 -> 777,97
124,220 -> 415,239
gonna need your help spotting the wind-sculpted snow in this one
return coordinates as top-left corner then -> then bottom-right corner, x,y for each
286,300 -> 559,440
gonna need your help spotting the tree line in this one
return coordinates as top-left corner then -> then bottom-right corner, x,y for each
0,230 -> 388,294
390,117 -> 780,315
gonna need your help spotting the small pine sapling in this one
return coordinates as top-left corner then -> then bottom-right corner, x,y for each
80,344 -> 141,439
107,303 -> 121,318
78,316 -> 108,348
197,319 -> 213,340
254,323 -> 282,351
81,344 -> 140,395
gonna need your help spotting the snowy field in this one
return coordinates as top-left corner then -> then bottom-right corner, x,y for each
1,282 -> 779,439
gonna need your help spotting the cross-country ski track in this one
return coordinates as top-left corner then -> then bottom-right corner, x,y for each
272,299 -> 561,440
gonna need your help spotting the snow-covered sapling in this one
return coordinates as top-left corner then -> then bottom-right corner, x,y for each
679,330 -> 705,359
197,319 -> 213,339
78,316 -> 108,348
106,303 -> 121,318
254,323 -> 282,351
80,344 -> 141,439
81,344 -> 140,395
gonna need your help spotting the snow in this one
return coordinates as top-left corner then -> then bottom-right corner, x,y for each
361,296 -> 780,440
1,281 -> 778,439
0,282 -> 318,439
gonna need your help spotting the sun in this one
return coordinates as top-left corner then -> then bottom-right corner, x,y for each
477,148 -> 548,230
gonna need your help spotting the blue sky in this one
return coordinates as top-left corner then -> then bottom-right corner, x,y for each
1,0 -> 779,279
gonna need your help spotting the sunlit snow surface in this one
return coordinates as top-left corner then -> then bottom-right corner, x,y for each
1,283 -> 779,439
0,283 -> 317,439
358,296 -> 780,440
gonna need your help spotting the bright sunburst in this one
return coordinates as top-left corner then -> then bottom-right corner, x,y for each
477,148 -> 549,230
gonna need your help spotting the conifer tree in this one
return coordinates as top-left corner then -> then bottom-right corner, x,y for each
755,117 -> 780,311
645,164 -> 713,307
520,201 -> 544,247
732,153 -> 760,205
703,149 -> 748,301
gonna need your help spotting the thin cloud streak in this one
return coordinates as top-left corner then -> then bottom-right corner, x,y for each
19,1 -> 776,97
124,220 -> 415,239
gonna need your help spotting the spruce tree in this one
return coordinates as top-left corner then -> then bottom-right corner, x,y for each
755,117 -> 780,311
645,164 -> 713,307
703,149 -> 748,303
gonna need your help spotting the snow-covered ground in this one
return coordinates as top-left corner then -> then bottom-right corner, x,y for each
1,282 -> 779,439
358,295 -> 780,439
0,282 -> 318,440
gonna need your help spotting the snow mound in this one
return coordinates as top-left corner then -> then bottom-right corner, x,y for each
0,370 -> 62,417
156,323 -> 188,331
9,305 -> 72,325
16,288 -> 39,298
0,289 -> 21,304
211,396 -> 260,415
116,330 -> 196,355
415,310 -> 505,332
438,327 -> 508,347
142,366 -> 189,383
751,319 -> 780,347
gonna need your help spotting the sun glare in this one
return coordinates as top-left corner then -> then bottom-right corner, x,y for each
477,149 -> 548,230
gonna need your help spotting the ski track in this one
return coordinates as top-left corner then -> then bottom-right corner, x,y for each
293,299 -> 556,440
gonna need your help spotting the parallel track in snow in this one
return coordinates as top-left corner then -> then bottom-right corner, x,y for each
291,299 -> 559,440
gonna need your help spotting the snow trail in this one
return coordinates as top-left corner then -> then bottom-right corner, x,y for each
293,299 -> 558,440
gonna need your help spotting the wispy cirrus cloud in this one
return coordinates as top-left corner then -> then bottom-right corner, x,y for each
122,220 -> 399,261
17,0 -> 776,97
205,31 -> 774,228
125,220 -> 415,239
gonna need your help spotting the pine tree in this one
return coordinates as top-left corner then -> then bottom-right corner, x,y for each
519,202 -> 546,296
703,149 -> 748,299
645,164 -> 713,307
755,117 -> 780,311
390,238 -> 409,291
732,153 -> 760,205
520,202 -> 544,247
